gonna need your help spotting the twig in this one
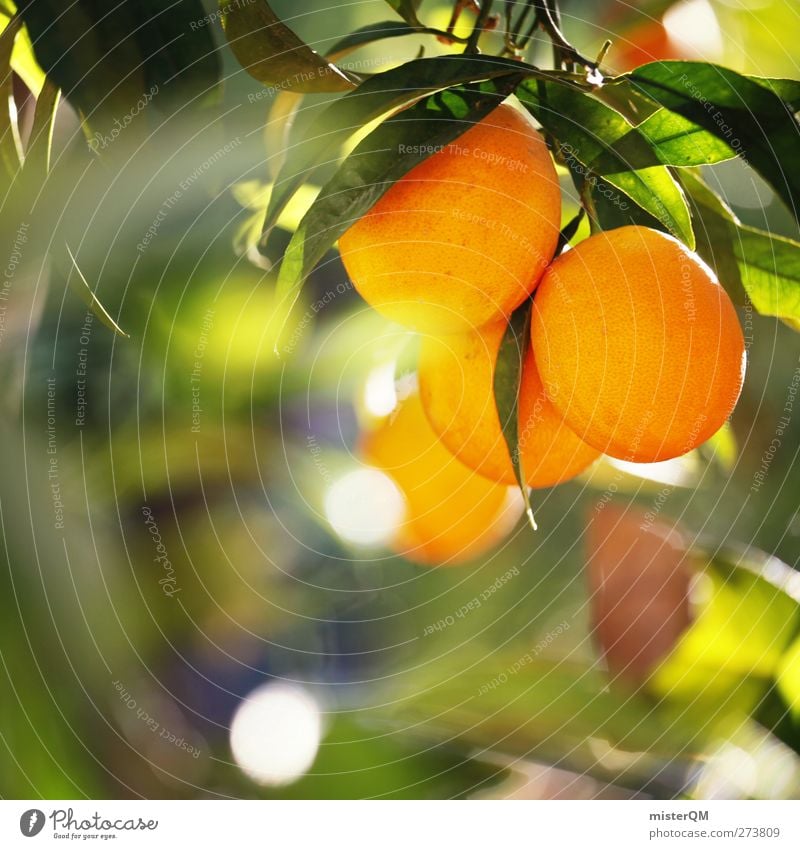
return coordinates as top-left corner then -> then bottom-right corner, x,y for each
519,0 -> 599,75
439,0 -> 478,44
466,0 -> 495,53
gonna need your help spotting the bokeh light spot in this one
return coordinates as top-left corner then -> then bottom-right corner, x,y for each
324,469 -> 405,547
230,683 -> 322,787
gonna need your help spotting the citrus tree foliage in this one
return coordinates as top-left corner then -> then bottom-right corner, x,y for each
0,0 -> 797,799
215,0 -> 800,499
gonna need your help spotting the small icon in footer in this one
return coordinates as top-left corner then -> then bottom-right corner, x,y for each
19,809 -> 45,837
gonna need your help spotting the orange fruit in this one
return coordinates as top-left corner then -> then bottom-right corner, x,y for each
586,502 -> 691,686
339,103 -> 561,332
531,226 -> 746,463
360,387 -> 522,565
606,22 -> 675,73
419,321 -> 600,487
605,9 -> 722,74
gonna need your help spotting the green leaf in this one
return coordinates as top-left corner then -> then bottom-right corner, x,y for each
329,21 -> 425,56
517,80 -> 695,248
651,547 -> 800,712
627,61 -> 800,222
493,301 -> 536,530
777,635 -> 800,719
17,0 -> 219,136
264,20 -> 444,181
0,14 -> 22,178
271,75 -> 523,348
65,244 -> 128,338
681,170 -> 800,324
22,76 -> 58,177
702,421 -> 738,474
263,55 -> 557,237
8,14 -> 43,96
636,108 -> 737,166
384,0 -> 423,26
220,0 -> 356,93
751,76 -> 800,112
388,651 -> 706,766
679,169 -> 746,303
580,172 -> 661,236
734,228 -> 800,323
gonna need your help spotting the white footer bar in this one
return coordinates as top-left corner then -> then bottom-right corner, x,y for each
2,800 -> 798,848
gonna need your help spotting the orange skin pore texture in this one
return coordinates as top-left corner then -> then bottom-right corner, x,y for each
339,103 -> 561,333
531,226 -> 746,463
360,389 -> 522,565
419,321 -> 600,487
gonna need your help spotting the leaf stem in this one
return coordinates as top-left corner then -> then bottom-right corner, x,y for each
579,175 -> 601,234
556,208 -> 585,253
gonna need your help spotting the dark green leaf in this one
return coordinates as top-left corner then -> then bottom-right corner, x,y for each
17,0 -> 219,137
681,170 -> 800,324
220,0 -> 355,93
384,0 -> 423,26
264,21 -> 424,181
327,20 -> 427,56
749,76 -> 800,112
264,55 -> 565,237
628,61 -> 800,222
493,300 -> 537,530
517,80 -> 695,248
271,75 -> 523,347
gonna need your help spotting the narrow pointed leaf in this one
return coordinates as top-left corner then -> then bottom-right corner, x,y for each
750,76 -> 800,112
384,0 -> 423,26
0,14 -> 21,178
265,55 -> 585,237
22,76 -> 58,176
328,20 -> 427,55
679,170 -> 746,304
681,170 -> 800,326
493,300 -> 537,530
628,62 -> 800,222
18,0 -> 218,135
65,244 -> 128,338
220,0 -> 356,93
517,80 -> 695,248
265,21 -> 428,180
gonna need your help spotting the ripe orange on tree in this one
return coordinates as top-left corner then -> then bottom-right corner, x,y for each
419,320 -> 600,487
606,21 -> 681,73
339,103 -> 561,333
359,386 -> 522,565
531,226 -> 746,463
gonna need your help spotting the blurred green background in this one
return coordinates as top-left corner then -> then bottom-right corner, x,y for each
2,0 -> 800,800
